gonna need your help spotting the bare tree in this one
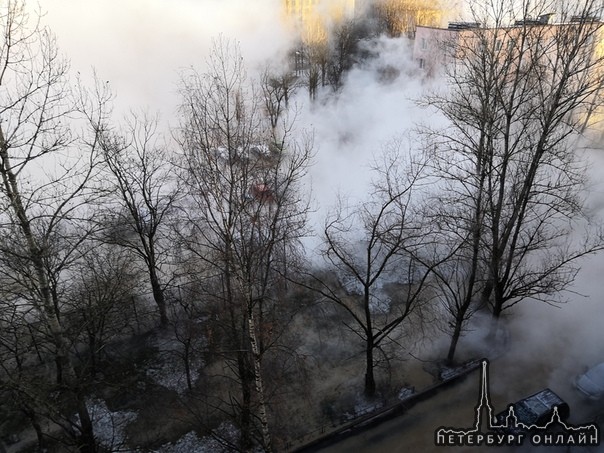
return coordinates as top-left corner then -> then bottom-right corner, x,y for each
420,124 -> 492,364
261,64 -> 299,133
430,241 -> 486,364
64,243 -> 141,376
326,19 -> 365,91
175,37 -> 312,452
0,290 -> 50,450
0,2 -> 112,450
304,40 -> 330,100
97,112 -> 178,327
288,16 -> 374,99
372,0 -> 446,37
305,143 -> 438,397
424,0 -> 604,345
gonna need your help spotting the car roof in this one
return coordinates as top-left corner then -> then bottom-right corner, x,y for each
586,362 -> 604,379
512,388 -> 569,423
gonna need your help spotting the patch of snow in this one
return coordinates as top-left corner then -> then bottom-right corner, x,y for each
397,386 -> 415,401
146,355 -> 203,394
78,399 -> 137,450
146,332 -> 205,394
353,398 -> 383,415
342,397 -> 384,421
155,423 -> 239,453
155,431 -> 211,453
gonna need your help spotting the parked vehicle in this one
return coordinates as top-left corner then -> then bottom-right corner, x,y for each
575,362 -> 604,401
495,388 -> 570,433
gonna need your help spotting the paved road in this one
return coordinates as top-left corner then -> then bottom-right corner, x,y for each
316,354 -> 604,453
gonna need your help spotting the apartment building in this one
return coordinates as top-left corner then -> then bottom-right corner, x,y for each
413,15 -> 604,76
413,15 -> 604,131
283,0 -> 356,43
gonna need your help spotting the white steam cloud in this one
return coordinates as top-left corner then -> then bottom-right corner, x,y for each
35,0 -> 604,396
38,0 -> 293,115
298,37 -> 422,241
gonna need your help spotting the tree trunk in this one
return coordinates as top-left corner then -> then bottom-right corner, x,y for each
23,410 -> 45,453
365,336 -> 376,397
363,279 -> 376,397
481,280 -> 494,313
55,354 -> 64,384
486,284 -> 506,348
237,346 -> 253,451
225,258 -> 254,451
76,395 -> 97,453
0,129 -> 96,450
184,338 -> 192,391
33,421 -> 45,453
88,333 -> 97,376
447,148 -> 487,365
149,265 -> 168,326
446,320 -> 463,365
247,307 -> 272,452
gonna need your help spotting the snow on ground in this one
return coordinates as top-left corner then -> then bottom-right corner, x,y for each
155,423 -> 240,453
146,331 -> 205,394
155,431 -> 220,453
341,397 -> 384,421
145,356 -> 203,394
397,386 -> 415,401
87,399 -> 137,450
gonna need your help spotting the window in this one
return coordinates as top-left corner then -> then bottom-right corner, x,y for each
419,58 -> 426,69
421,38 -> 427,50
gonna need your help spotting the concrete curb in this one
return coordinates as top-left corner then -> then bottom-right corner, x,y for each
288,358 -> 483,452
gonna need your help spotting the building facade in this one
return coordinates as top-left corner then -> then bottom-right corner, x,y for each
412,15 -> 604,134
283,0 -> 356,43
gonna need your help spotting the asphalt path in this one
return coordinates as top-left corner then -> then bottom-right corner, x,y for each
316,354 -> 604,453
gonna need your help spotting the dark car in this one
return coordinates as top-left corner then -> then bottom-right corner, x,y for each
495,388 -> 570,433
